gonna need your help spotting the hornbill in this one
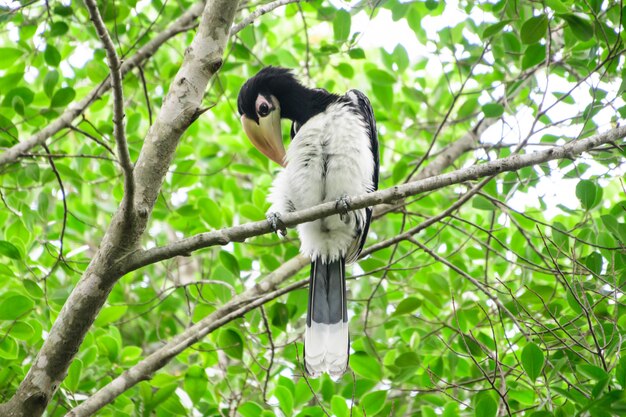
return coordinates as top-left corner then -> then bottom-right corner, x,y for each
237,67 -> 379,378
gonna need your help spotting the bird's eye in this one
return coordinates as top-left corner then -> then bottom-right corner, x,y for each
258,102 -> 270,117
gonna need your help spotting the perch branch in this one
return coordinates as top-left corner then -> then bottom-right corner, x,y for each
120,126 -> 626,274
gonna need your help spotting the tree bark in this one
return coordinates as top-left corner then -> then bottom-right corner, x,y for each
65,256 -> 309,416
0,1 -> 239,416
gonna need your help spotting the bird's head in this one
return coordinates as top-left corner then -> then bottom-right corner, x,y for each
237,67 -> 298,167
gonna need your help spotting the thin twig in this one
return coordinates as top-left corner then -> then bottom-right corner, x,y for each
84,0 -> 135,217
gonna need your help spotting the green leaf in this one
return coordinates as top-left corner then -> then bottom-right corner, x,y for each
522,44 -> 546,69
85,60 -> 109,83
482,20 -> 513,38
44,44 -> 62,67
578,364 -> 609,381
199,197 -> 223,228
615,356 -> 626,387
239,402 -> 263,417
0,114 -> 18,145
64,358 -> 82,391
44,70 -> 59,98
150,383 -> 178,408
530,412 -> 554,417
184,367 -> 207,404
392,44 -> 409,72
237,401 -> 263,417
0,294 -> 33,320
0,240 -> 21,260
274,385 -> 294,416
12,95 -> 24,116
218,328 -> 243,360
546,0 -> 569,13
584,252 -> 603,276
333,9 -> 351,42
2,87 -> 34,107
576,179 -> 598,210
219,251 -> 240,277
49,21 -> 69,37
552,222 -> 570,252
54,5 -> 73,16
372,84 -> 393,108
0,336 -> 18,360
366,69 -> 396,86
51,87 -> 76,108
0,48 -> 23,69
331,395 -> 349,417
11,321 -> 34,341
95,305 -> 128,326
335,63 -> 354,79
23,279 -> 43,298
521,343 -> 544,382
392,297 -> 422,316
121,346 -> 142,363
600,215 -> 626,242
475,396 -> 497,417
97,335 -> 120,361
348,48 -> 365,59
482,102 -> 504,118
240,203 -> 264,221
361,390 -> 387,416
350,351 -> 382,380
394,351 -> 420,368
521,15 -> 549,44
559,13 -> 594,41
270,302 -> 289,328
472,195 -> 495,211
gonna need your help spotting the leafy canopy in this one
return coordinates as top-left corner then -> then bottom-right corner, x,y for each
0,0 -> 625,416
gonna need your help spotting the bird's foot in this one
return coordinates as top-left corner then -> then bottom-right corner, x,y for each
266,212 -> 287,237
335,195 -> 351,223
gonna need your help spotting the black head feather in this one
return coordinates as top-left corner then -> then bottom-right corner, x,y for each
237,66 -> 339,126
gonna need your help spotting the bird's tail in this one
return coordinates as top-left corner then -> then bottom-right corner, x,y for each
304,257 -> 349,379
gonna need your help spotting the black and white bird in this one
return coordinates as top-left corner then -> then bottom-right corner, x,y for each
237,67 -> 379,378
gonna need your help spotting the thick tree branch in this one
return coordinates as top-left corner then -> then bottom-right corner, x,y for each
120,126 -> 626,274
0,0 -> 297,168
0,2 -> 240,416
65,255 -> 309,417
84,0 -> 134,217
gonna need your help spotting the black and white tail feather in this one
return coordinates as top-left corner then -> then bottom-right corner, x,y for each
304,258 -> 348,378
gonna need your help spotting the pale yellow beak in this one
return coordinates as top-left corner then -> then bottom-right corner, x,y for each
241,102 -> 286,167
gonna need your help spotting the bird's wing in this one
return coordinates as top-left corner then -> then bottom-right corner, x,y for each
348,89 -> 379,190
345,89 -> 379,263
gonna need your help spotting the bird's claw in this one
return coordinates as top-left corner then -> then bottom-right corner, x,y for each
335,195 -> 351,222
266,212 -> 287,237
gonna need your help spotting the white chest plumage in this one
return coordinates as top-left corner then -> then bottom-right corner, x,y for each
268,100 -> 375,262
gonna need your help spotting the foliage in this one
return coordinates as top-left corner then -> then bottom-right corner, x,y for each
0,0 -> 625,416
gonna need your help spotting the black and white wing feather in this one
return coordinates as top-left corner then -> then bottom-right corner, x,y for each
344,89 -> 379,264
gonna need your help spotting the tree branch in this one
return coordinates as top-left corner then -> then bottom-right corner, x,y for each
65,255 -> 309,417
64,122 -> 626,412
230,0 -> 301,34
119,126 -> 626,274
0,0 -> 296,168
0,2 -> 240,416
84,0 -> 134,218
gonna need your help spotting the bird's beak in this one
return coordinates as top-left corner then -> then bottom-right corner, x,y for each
241,100 -> 286,167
